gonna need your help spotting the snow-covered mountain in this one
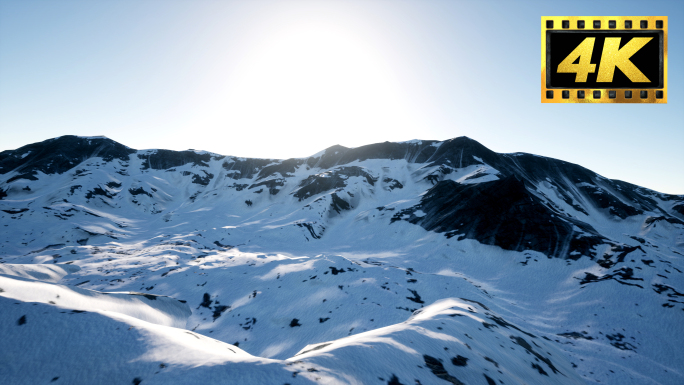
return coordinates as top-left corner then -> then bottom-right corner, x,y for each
1,135 -> 682,384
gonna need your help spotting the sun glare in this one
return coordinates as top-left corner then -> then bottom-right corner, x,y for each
215,21 -> 420,157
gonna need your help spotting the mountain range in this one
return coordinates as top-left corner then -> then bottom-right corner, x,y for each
1,135 -> 682,384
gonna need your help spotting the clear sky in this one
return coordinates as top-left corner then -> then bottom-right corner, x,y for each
1,0 -> 682,194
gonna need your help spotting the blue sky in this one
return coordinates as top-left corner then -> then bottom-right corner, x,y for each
1,0 -> 682,193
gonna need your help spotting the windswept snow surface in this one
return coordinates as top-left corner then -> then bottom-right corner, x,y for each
0,265 -> 584,385
0,266 -> 190,328
0,135 -> 682,384
0,263 -> 80,283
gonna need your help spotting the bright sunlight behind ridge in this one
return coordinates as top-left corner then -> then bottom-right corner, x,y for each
0,0 -> 682,194
222,20 -> 420,147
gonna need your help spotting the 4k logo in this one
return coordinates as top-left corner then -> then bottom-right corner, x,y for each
558,37 -> 652,82
542,17 -> 667,103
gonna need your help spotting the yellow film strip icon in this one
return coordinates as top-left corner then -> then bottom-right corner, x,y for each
542,17 -> 667,103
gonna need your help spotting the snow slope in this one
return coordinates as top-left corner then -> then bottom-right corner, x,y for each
1,274 -> 584,385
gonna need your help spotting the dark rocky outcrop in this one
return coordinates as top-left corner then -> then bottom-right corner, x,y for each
393,176 -> 605,259
138,150 -> 213,170
249,178 -> 285,195
222,158 -> 274,180
293,166 -> 377,201
255,158 -> 303,181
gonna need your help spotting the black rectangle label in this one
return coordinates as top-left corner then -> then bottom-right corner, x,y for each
547,30 -> 663,89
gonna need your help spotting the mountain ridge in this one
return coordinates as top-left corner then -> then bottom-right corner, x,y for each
3,134 -> 680,195
1,134 -> 681,260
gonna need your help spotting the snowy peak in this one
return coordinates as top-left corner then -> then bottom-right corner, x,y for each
0,135 -> 133,181
429,136 -> 500,169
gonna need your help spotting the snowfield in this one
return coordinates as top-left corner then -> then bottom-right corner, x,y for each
1,135 -> 682,384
